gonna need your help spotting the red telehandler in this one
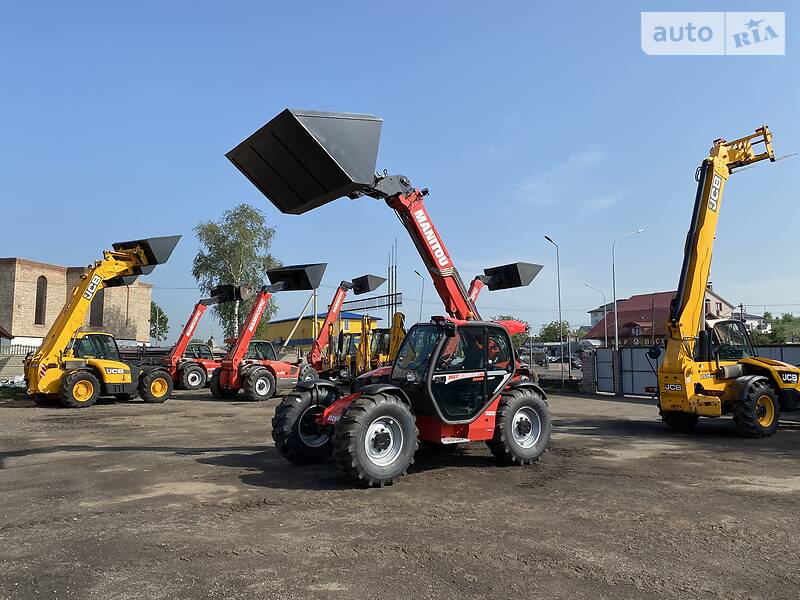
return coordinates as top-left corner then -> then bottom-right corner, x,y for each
163,285 -> 251,390
227,109 -> 549,486
209,264 -> 326,401
301,273 -> 386,380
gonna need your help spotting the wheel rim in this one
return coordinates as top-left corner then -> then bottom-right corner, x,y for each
364,416 -> 403,467
756,395 -> 775,428
298,405 -> 329,447
511,407 -> 542,449
303,371 -> 315,381
187,371 -> 201,387
73,380 -> 94,402
150,377 -> 168,398
255,376 -> 271,396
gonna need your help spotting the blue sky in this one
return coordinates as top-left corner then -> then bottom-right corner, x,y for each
2,1 -> 797,342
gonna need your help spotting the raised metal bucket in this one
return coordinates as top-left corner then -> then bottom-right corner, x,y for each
107,235 -> 181,286
351,274 -> 387,295
226,109 -> 382,215
209,285 -> 254,304
483,262 -> 543,290
267,263 -> 327,291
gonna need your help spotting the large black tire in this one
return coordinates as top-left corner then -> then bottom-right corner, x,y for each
138,370 -> 173,404
333,392 -> 418,487
487,387 -> 551,465
180,364 -> 207,391
299,365 -> 319,382
272,388 -> 337,464
59,370 -> 100,408
733,381 -> 780,438
659,407 -> 699,432
242,368 -> 276,401
209,368 -> 238,399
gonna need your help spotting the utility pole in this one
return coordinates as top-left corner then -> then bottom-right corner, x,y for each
544,235 -> 564,387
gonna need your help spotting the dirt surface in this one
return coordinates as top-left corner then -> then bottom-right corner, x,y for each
1,390 -> 799,600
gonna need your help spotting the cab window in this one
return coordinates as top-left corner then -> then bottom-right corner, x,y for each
74,335 -> 120,361
712,321 -> 755,360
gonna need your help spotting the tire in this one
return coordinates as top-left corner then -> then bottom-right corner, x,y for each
139,370 -> 173,404
333,392 -> 418,487
487,387 -> 551,465
272,387 -> 337,464
242,368 -> 276,401
659,407 -> 699,432
733,381 -> 780,438
181,365 -> 207,391
210,368 -> 238,399
299,365 -> 319,382
59,370 -> 100,408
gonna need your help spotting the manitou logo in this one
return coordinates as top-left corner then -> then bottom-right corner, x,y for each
185,312 -> 202,338
248,297 -> 267,332
414,209 -> 451,268
708,174 -> 722,212
83,274 -> 103,300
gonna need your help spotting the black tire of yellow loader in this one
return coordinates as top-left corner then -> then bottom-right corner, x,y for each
733,382 -> 779,438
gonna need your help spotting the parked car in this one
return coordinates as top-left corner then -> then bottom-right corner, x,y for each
548,355 -> 582,369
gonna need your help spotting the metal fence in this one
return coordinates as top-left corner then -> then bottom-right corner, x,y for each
596,348 -> 614,393
594,344 -> 800,397
754,345 -> 800,366
0,344 -> 38,357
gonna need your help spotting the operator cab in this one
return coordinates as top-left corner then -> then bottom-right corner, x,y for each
695,319 -> 756,362
391,319 -> 515,424
69,333 -> 123,363
245,340 -> 278,361
187,343 -> 214,360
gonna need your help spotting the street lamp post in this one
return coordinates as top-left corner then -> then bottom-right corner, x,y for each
544,235 -> 565,386
585,283 -> 608,348
414,270 -> 425,323
612,229 -> 645,350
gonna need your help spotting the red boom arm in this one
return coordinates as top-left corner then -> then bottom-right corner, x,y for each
307,285 -> 349,371
164,302 -> 209,368
221,289 -> 273,374
387,191 -> 480,321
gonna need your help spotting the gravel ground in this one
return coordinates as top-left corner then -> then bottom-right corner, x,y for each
1,390 -> 798,600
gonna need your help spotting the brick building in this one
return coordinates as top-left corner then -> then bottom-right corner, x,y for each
0,257 -> 152,347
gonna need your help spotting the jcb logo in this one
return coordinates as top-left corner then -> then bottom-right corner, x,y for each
708,174 -> 722,213
83,275 -> 102,300
664,383 -> 683,391
780,372 -> 799,384
105,368 -> 125,375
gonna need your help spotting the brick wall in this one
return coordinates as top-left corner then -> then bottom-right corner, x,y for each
579,350 -> 597,393
1,259 -> 152,343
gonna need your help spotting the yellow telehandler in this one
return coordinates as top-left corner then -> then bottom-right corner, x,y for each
652,127 -> 800,437
26,236 -> 181,408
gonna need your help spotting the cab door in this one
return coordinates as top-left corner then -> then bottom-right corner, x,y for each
429,325 -> 491,423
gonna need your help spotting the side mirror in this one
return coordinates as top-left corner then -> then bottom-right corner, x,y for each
647,345 -> 662,360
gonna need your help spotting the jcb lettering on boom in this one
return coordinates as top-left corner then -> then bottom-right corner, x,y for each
83,275 -> 103,300
708,174 -> 722,212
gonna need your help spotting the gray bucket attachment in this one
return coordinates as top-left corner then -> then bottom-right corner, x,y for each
267,263 -> 327,291
351,274 -> 387,295
208,285 -> 254,304
105,235 -> 181,286
112,235 -> 182,266
483,262 -> 542,291
226,109 -> 382,215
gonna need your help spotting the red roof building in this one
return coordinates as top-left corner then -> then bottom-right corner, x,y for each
585,287 -> 736,347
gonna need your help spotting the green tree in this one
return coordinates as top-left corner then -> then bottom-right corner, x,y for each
492,314 -> 529,348
192,204 -> 281,338
536,320 -> 571,343
150,301 -> 169,343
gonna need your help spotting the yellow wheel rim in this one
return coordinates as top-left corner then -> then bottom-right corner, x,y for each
756,395 -> 775,428
150,377 -> 168,398
73,380 -> 94,402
